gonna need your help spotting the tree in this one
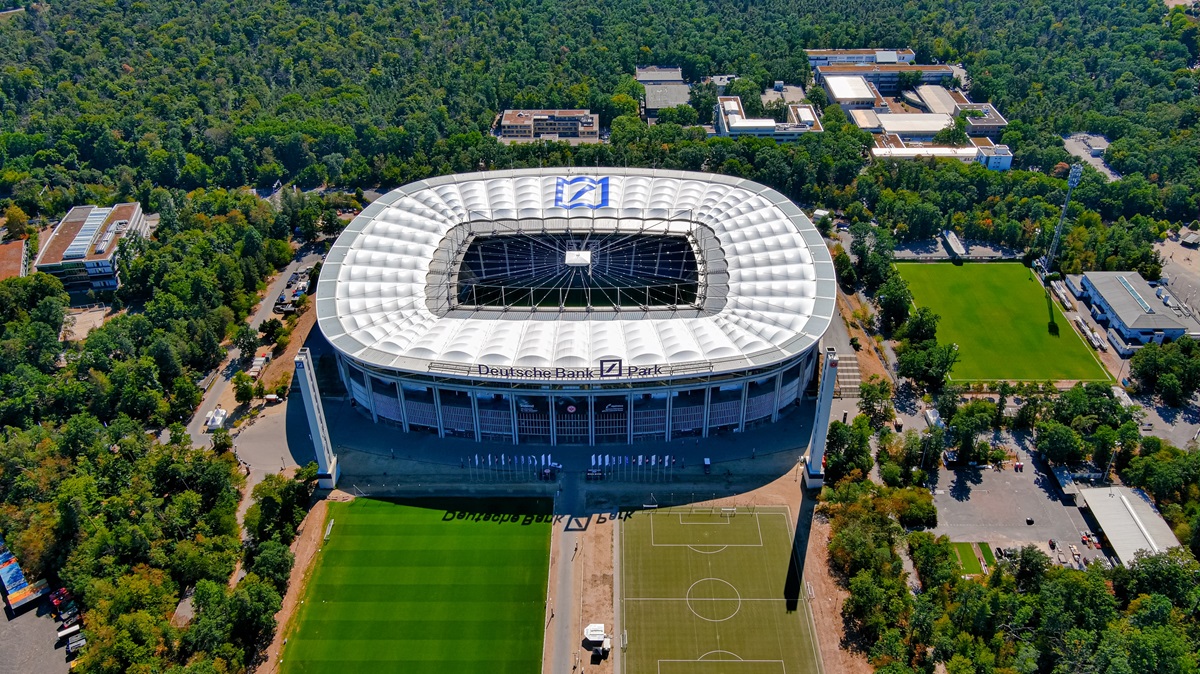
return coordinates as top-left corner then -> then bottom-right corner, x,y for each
900,307 -> 940,344
1035,420 -> 1084,464
234,324 -> 259,359
897,342 -> 959,391
876,274 -> 913,333
656,104 -> 698,126
859,375 -> 895,429
211,427 -> 233,453
259,318 -> 284,345
3,204 -> 30,239
250,540 -> 294,593
233,371 -> 255,405
833,250 -> 857,289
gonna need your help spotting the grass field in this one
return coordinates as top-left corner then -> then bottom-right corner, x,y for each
953,542 -> 983,575
280,498 -> 551,674
621,507 -> 821,674
979,543 -> 996,567
896,263 -> 1110,382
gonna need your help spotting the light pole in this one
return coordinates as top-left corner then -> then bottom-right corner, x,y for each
1043,164 -> 1083,272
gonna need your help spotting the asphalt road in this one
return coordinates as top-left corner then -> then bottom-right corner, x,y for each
184,249 -> 324,445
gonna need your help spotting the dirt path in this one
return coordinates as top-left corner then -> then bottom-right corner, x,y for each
836,291 -> 892,382
805,515 -> 872,674
254,492 -> 353,674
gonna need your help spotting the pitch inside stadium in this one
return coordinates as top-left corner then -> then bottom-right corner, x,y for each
315,168 -> 835,446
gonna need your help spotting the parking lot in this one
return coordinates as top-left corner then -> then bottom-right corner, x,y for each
929,441 -> 1107,567
0,601 -> 69,674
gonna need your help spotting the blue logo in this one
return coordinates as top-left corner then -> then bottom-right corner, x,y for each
555,177 -> 609,210
598,358 -> 623,378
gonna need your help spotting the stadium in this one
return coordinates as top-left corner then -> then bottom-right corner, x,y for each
315,168 -> 836,446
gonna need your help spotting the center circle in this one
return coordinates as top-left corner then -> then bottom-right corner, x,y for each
685,578 -> 742,622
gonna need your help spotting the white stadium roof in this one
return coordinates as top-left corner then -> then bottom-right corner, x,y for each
316,169 -> 836,382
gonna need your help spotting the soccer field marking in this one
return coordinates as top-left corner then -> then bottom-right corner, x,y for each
687,545 -> 729,554
649,511 -> 766,547
657,656 -> 787,674
677,514 -> 732,524
685,578 -> 742,622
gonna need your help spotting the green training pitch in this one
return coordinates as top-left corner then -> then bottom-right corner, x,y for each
953,542 -> 983,575
280,498 -> 551,674
896,263 -> 1110,382
620,507 -> 822,674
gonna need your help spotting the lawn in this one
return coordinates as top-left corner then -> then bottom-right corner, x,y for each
979,542 -> 997,567
279,498 -> 552,674
896,262 -> 1110,382
621,507 -> 821,674
953,542 -> 983,575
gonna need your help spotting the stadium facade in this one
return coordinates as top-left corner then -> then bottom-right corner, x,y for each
315,168 -> 836,446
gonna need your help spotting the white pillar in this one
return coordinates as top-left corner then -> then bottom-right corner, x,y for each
805,348 -> 839,489
294,348 -> 339,489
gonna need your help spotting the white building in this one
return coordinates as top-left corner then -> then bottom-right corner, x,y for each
806,48 -> 916,67
713,96 -> 822,141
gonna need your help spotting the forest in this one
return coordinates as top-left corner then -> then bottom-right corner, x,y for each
0,0 -> 1199,671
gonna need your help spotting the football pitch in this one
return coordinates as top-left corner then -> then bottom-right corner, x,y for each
896,263 -> 1111,382
279,498 -> 551,674
620,507 -> 822,674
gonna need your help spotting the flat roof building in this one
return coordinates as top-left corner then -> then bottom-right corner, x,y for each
1077,486 -> 1180,567
499,110 -> 599,142
1074,271 -> 1198,347
644,83 -> 692,119
976,145 -> 1013,171
714,97 -> 823,141
806,48 -> 916,67
814,64 -> 954,94
34,203 -> 147,290
0,238 -> 27,281
824,76 -> 887,111
635,66 -> 684,85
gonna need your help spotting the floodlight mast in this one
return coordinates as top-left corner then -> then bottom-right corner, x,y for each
1042,164 -> 1083,272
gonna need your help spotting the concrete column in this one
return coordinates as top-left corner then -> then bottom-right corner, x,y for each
510,394 -> 519,445
737,381 -> 749,432
395,380 -> 410,432
588,396 -> 595,447
432,386 -> 446,439
549,395 -> 557,447
770,371 -> 784,422
365,376 -> 378,422
471,392 -> 481,442
664,392 -> 673,443
294,348 -> 339,489
701,386 -> 712,438
626,393 -> 634,445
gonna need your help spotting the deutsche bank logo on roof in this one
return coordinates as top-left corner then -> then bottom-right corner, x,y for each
598,358 -> 623,378
555,176 -> 610,210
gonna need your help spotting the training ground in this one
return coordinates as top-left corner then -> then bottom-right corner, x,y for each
897,263 -> 1111,382
279,499 -> 551,673
620,506 -> 821,674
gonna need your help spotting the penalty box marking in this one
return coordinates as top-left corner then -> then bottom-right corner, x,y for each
650,511 -> 772,547
658,659 -> 786,674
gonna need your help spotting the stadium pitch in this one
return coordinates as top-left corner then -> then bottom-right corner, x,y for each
896,262 -> 1111,382
280,498 -> 551,674
620,506 -> 822,674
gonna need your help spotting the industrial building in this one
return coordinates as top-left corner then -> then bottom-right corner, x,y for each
713,96 -> 822,141
1076,486 -> 1180,567
315,168 -> 836,446
813,63 -> 954,94
805,48 -> 916,67
1065,271 -> 1199,354
498,110 -> 599,142
636,66 -> 691,121
34,203 -> 148,290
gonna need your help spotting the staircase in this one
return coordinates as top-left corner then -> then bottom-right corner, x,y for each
833,355 -> 861,398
